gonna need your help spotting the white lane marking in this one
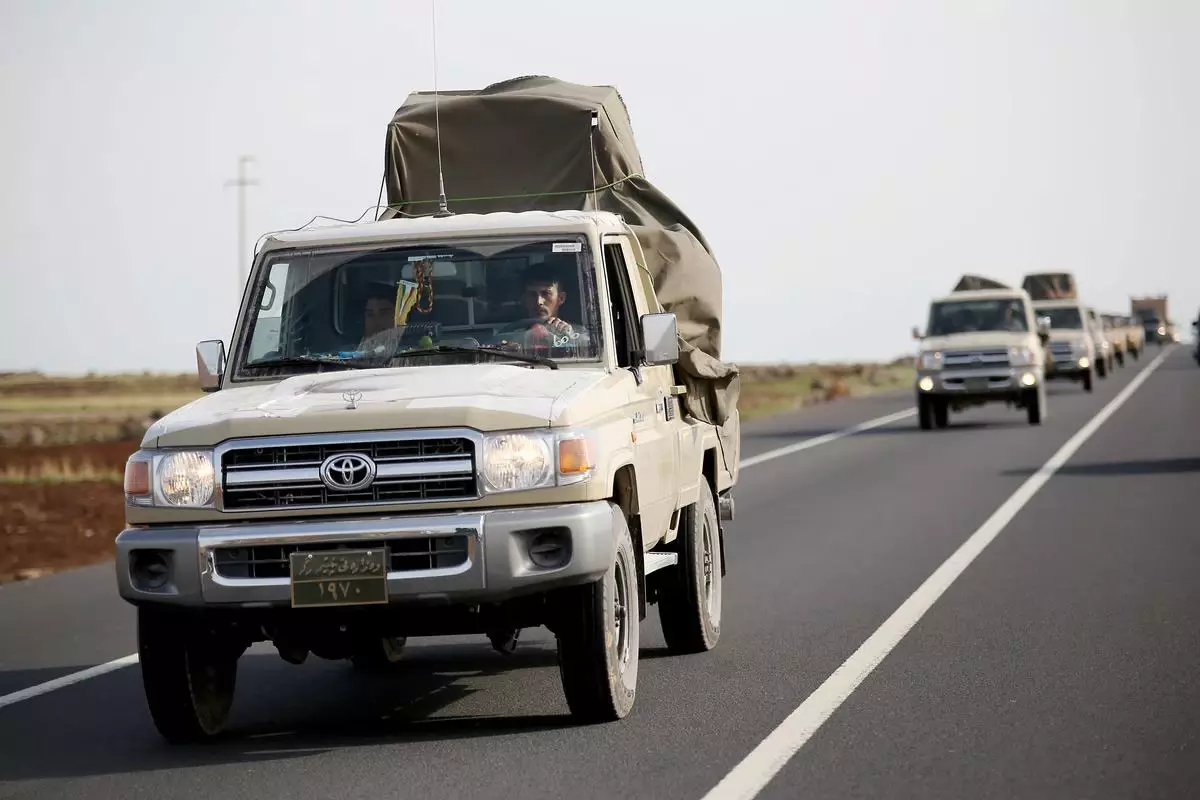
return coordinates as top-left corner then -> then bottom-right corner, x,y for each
0,653 -> 140,711
739,409 -> 916,470
700,346 -> 1173,800
0,403 -> 916,712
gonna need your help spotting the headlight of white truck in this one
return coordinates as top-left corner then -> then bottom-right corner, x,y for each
480,429 -> 596,494
1008,346 -> 1037,367
919,350 -> 943,370
124,450 -> 216,508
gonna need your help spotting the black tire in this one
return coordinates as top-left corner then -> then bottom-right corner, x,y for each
1082,368 -> 1094,393
933,398 -> 949,429
1096,357 -> 1107,378
556,509 -> 639,722
658,481 -> 722,654
917,395 -> 933,430
137,607 -> 239,744
1115,350 -> 1124,367
1131,346 -> 1139,360
1026,387 -> 1043,425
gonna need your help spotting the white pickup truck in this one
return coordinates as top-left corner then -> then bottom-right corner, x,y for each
114,77 -> 741,742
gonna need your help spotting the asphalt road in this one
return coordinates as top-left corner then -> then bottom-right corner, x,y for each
0,345 -> 1195,800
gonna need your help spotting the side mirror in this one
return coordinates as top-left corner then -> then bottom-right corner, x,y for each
911,326 -> 922,340
1036,316 -> 1051,337
639,312 -> 679,366
196,340 -> 227,392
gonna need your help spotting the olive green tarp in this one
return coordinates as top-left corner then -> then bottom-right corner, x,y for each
378,75 -> 740,455
953,274 -> 1010,292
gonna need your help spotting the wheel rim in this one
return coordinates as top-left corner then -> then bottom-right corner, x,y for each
701,515 -> 721,623
613,555 -> 631,671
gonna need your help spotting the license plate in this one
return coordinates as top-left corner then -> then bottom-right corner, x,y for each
966,377 -> 989,392
289,548 -> 389,608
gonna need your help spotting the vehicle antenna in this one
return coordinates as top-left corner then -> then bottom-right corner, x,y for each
431,0 -> 452,218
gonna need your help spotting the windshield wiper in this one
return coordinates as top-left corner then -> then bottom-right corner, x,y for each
392,345 -> 558,370
245,354 -> 365,371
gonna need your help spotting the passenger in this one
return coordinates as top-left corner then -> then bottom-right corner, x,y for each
357,282 -> 405,354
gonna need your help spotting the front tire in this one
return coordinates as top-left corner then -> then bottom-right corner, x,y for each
918,394 -> 933,430
137,607 -> 239,744
658,480 -> 722,654
1026,387 -> 1043,425
1096,357 -> 1108,378
933,398 -> 949,429
555,510 -> 639,722
1082,368 -> 1094,393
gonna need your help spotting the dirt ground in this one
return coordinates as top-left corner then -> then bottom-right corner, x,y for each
0,440 -> 137,582
0,482 -> 127,582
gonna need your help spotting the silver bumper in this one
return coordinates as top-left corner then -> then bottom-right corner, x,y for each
114,501 -> 621,608
917,366 -> 1040,395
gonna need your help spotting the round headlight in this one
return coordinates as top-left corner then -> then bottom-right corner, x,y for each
482,434 -> 553,492
157,451 -> 215,506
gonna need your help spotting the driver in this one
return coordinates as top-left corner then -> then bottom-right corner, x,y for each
499,262 -> 579,353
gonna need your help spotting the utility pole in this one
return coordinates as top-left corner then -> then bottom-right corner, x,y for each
224,155 -> 258,299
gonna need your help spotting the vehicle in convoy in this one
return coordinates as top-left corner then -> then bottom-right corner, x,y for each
911,274 -> 1050,429
1100,313 -> 1127,367
1132,295 -> 1171,346
1086,307 -> 1116,375
1119,314 -> 1144,361
1032,300 -> 1096,392
114,76 -> 742,742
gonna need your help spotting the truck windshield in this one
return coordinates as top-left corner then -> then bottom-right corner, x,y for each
234,235 -> 603,377
1038,306 -> 1083,329
927,298 -> 1029,336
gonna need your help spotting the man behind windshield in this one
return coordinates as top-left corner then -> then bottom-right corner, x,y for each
498,262 -> 580,354
357,282 -> 405,354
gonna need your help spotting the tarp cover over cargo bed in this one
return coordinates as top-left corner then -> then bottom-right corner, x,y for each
953,274 -> 1010,292
379,75 -> 740,457
1022,272 -> 1077,300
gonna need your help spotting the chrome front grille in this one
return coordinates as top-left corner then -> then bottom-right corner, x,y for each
212,536 -> 470,580
219,434 -> 477,511
941,348 -> 1011,369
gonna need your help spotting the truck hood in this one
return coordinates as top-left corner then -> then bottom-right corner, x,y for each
144,364 -> 619,448
918,331 -> 1033,352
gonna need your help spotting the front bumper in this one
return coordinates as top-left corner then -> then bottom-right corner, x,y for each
1046,354 -> 1091,379
916,366 -> 1040,398
115,501 -> 621,609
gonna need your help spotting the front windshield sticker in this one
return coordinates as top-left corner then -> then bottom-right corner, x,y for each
552,242 -> 583,253
407,253 -> 453,262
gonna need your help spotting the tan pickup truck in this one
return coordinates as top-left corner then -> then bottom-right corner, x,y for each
114,77 -> 741,742
912,274 -> 1050,428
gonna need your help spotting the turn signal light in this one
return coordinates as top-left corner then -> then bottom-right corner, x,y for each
558,438 -> 593,475
124,458 -> 150,497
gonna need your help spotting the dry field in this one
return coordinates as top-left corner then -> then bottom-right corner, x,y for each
0,360 -> 912,583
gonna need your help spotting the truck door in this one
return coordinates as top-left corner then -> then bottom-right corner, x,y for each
601,234 -> 680,541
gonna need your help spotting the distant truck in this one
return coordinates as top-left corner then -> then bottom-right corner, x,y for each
1099,312 -> 1129,367
1022,272 -> 1105,388
912,274 -> 1049,429
114,76 -> 740,741
1132,295 -> 1171,346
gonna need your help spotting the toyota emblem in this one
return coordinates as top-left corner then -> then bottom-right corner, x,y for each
319,453 -> 377,492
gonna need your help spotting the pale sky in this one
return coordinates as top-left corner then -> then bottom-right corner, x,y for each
1,0 -> 1195,375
